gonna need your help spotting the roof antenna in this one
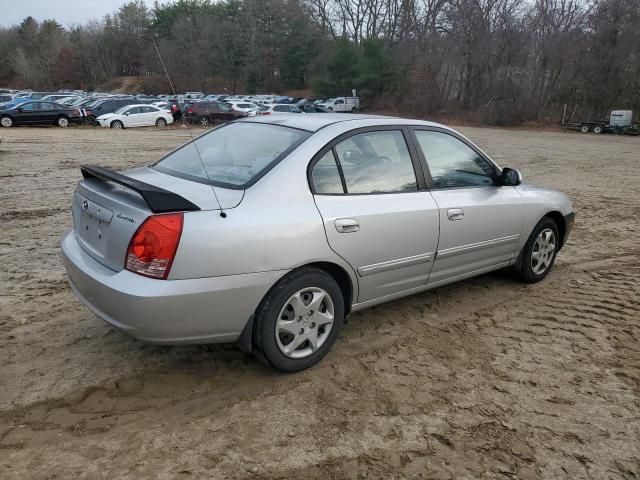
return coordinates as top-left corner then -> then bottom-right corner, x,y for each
152,36 -> 227,218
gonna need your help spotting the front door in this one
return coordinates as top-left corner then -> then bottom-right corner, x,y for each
411,128 -> 524,285
17,102 -> 42,124
310,128 -> 439,303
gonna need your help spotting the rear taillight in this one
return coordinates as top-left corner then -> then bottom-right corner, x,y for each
125,213 -> 183,279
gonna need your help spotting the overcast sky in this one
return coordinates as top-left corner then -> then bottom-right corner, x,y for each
0,0 -> 168,27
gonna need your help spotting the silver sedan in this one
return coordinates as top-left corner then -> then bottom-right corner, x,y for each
60,114 -> 575,371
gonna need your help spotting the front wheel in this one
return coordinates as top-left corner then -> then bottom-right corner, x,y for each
254,268 -> 344,372
110,120 -> 124,129
57,116 -> 69,128
155,118 -> 167,127
513,217 -> 560,283
1,116 -> 13,128
199,116 -> 209,127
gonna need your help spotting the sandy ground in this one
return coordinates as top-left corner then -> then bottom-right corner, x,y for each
0,124 -> 638,479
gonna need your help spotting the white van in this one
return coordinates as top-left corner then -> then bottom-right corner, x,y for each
319,97 -> 360,112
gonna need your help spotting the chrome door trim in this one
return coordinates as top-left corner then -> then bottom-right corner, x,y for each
351,260 -> 510,312
436,234 -> 520,259
358,252 -> 434,277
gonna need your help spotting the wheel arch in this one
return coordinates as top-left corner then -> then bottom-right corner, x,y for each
236,260 -> 356,355
543,211 -> 566,249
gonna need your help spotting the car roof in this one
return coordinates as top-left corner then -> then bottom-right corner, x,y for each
120,103 -> 157,108
238,113 -> 446,132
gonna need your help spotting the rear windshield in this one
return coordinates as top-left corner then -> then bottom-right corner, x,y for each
153,122 -> 309,188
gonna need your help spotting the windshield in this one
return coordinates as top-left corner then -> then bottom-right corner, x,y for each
153,122 -> 309,188
114,105 -> 131,114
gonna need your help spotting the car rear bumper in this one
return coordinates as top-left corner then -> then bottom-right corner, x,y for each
60,229 -> 285,344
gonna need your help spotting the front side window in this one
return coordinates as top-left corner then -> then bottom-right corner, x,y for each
154,123 -> 308,188
21,103 -> 40,111
333,130 -> 417,194
414,130 -> 496,189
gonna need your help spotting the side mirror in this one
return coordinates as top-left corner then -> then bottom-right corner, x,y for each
501,167 -> 522,186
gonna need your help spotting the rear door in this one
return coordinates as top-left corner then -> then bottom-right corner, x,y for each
411,128 -> 524,285
39,102 -> 59,123
311,127 -> 439,303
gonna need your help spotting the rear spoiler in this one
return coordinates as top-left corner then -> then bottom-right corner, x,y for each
80,164 -> 200,214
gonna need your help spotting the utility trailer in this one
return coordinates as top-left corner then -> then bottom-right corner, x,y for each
561,109 -> 640,135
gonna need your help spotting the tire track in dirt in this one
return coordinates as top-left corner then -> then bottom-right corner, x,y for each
1,256 -> 638,479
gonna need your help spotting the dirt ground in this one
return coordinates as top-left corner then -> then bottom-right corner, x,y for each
0,124 -> 638,480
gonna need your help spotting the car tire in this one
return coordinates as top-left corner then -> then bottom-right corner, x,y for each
110,120 -> 124,129
199,116 -> 209,127
57,116 -> 69,128
155,118 -> 167,127
254,267 -> 344,372
513,217 -> 560,284
580,125 -> 590,133
1,115 -> 13,128
593,125 -> 603,134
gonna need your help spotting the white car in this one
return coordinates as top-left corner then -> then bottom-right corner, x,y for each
257,104 -> 303,115
227,101 -> 259,116
96,104 -> 174,129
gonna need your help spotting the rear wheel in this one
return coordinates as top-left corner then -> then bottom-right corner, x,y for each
155,118 -> 167,127
580,124 -> 590,133
593,124 -> 604,134
254,268 -> 344,372
513,217 -> 559,283
1,116 -> 13,128
110,120 -> 124,129
57,116 -> 69,128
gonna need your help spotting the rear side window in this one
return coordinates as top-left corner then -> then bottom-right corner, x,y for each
311,151 -> 343,194
154,123 -> 309,188
333,130 -> 417,194
274,105 -> 289,112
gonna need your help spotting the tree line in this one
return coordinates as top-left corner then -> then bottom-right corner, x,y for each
0,0 -> 638,124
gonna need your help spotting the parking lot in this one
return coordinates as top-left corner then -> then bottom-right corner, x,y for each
0,125 -> 638,479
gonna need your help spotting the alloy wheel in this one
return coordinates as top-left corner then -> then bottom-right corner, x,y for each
58,117 -> 69,128
531,228 -> 556,275
1,117 -> 13,127
275,287 -> 335,359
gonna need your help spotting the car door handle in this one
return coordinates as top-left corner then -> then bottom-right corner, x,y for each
447,208 -> 464,221
335,218 -> 360,233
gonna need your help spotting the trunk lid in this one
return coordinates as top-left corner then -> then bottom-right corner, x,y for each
73,166 -> 243,272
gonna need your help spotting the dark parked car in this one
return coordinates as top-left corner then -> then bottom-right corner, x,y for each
301,105 -> 331,113
183,101 -> 246,126
0,101 -> 82,128
83,98 -> 137,123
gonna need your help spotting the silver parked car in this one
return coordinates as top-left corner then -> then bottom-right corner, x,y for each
61,114 -> 575,371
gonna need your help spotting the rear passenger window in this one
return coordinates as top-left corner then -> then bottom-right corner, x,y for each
334,130 -> 417,194
311,151 -> 344,194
